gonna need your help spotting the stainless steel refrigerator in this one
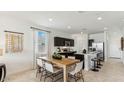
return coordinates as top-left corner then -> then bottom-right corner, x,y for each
92,42 -> 104,61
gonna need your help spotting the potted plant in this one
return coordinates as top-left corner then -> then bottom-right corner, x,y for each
52,52 -> 62,60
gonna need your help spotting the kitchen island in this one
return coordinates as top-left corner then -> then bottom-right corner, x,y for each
58,51 -> 77,58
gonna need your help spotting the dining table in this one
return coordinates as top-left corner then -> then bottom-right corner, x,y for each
38,56 -> 79,82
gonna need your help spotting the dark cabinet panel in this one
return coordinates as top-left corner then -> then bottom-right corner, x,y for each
70,39 -> 74,46
54,37 -> 65,46
54,37 -> 74,46
61,38 -> 65,46
88,39 -> 94,47
65,38 -> 70,46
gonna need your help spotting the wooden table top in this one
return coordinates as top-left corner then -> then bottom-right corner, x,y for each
38,56 -> 79,66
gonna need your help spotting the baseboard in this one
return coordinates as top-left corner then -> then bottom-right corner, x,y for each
109,57 -> 121,59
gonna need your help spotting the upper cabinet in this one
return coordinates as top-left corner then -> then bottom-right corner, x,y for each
54,37 -> 74,47
54,37 -> 65,46
70,39 -> 74,46
88,39 -> 94,47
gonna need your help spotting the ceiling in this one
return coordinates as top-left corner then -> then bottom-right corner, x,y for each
1,11 -> 124,34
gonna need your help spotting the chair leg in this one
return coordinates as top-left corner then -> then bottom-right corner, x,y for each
40,71 -> 44,81
40,68 -> 45,81
44,76 -> 46,82
80,71 -> 84,82
36,66 -> 41,78
36,69 -> 39,78
51,75 -> 54,82
44,71 -> 54,82
75,76 -> 77,82
74,74 -> 78,82
44,71 -> 48,82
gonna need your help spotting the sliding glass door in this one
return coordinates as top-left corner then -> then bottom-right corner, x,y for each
33,29 -> 50,68
35,31 -> 49,57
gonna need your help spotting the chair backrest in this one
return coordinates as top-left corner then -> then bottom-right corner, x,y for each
37,59 -> 43,67
44,61 -> 54,73
75,54 -> 84,61
74,61 -> 83,73
68,56 -> 75,59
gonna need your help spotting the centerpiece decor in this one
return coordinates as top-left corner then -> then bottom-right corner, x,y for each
52,52 -> 62,60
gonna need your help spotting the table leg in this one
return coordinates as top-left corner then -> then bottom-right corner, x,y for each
63,65 -> 67,82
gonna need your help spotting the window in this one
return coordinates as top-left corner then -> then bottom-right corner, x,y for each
38,32 -> 47,53
34,31 -> 49,57
5,31 -> 24,53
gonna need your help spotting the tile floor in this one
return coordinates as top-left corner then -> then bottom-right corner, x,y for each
5,58 -> 124,82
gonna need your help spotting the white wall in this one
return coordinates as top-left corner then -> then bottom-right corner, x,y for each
108,27 -> 123,58
0,15 -> 71,76
0,15 -> 34,76
71,33 -> 88,52
88,30 -> 123,59
104,31 -> 109,62
89,32 -> 104,43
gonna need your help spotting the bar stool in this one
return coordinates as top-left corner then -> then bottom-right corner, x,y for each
98,57 -> 103,66
91,58 -> 99,72
96,59 -> 101,69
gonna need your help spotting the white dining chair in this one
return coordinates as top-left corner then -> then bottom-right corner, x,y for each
36,58 -> 45,81
44,61 -> 63,82
68,56 -> 75,59
67,56 -> 76,71
68,61 -> 84,82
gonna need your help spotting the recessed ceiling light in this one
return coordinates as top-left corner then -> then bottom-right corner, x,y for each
48,18 -> 53,22
81,32 -> 83,34
97,17 -> 102,20
67,26 -> 71,29
104,27 -> 108,30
